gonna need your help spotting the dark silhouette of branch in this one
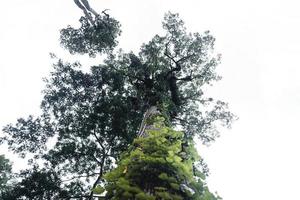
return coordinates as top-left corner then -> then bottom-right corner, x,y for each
61,172 -> 100,182
89,155 -> 106,199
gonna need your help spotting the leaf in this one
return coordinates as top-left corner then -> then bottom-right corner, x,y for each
92,185 -> 105,194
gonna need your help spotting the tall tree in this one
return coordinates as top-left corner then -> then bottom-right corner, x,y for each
98,107 -> 221,199
0,9 -> 234,199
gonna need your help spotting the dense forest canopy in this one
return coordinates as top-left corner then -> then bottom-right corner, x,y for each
0,7 -> 234,199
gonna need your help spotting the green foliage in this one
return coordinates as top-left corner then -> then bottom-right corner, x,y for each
1,167 -> 68,200
0,155 -> 12,195
102,116 -> 221,200
60,15 -> 121,56
0,10 -> 234,198
92,185 -> 105,194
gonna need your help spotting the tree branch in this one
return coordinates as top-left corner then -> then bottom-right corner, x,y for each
92,128 -> 105,151
176,76 -> 192,81
89,155 -> 106,199
61,172 -> 100,182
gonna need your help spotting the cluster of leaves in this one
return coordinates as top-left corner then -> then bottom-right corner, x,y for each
1,168 -> 63,200
0,11 -> 234,198
60,14 -> 121,56
0,155 -> 12,196
96,115 -> 220,200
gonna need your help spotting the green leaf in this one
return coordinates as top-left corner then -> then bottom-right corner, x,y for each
92,185 -> 105,194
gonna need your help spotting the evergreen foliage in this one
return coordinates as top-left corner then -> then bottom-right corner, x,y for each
98,114 -> 221,199
0,9 -> 234,199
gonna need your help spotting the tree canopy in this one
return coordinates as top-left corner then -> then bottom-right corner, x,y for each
0,10 -> 234,199
0,155 -> 12,195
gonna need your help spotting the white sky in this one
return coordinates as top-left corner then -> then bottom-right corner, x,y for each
1,0 -> 300,199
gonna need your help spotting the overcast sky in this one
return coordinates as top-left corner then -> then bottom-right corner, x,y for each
1,0 -> 300,199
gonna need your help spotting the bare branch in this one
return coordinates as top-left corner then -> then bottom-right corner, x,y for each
61,172 -> 100,182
